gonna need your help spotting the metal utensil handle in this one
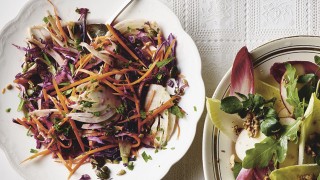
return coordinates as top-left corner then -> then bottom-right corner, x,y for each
107,0 -> 134,25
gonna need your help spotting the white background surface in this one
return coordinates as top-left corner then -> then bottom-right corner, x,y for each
2,0 -> 319,180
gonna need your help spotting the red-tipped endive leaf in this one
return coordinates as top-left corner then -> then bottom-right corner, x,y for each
230,46 -> 254,96
271,61 -> 320,114
270,61 -> 320,83
236,167 -> 268,180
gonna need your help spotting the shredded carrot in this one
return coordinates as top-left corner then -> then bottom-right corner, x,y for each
71,87 -> 76,97
118,114 -> 141,123
103,49 -> 132,63
157,31 -> 162,46
68,155 -> 89,180
145,90 -> 156,111
74,144 -> 118,162
52,78 -> 69,113
46,139 -> 55,149
117,58 -> 160,86
32,116 -> 49,133
75,54 -> 93,68
42,89 -> 49,101
163,39 -> 176,60
101,79 -> 124,95
58,139 -> 73,149
47,0 -> 68,44
21,149 -> 51,164
77,68 -> 125,95
50,69 -> 133,95
113,93 -> 135,102
48,96 -> 64,114
176,119 -> 181,139
57,152 -> 72,172
106,24 -> 146,67
15,119 -> 35,134
140,96 -> 178,126
69,119 -> 85,152
103,61 -> 110,73
126,134 -> 141,148
125,75 -> 140,115
68,156 -> 73,167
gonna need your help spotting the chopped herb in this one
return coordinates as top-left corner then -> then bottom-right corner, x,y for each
140,110 -> 147,119
171,147 -> 175,150
30,149 -> 38,153
161,147 -> 167,150
18,98 -> 26,112
92,111 -> 101,117
90,79 -> 98,83
80,101 -> 94,108
59,82 -> 71,86
142,151 -> 152,162
116,103 -> 127,115
43,17 -> 49,23
5,108 -> 11,113
169,105 -> 185,118
156,57 -> 174,68
69,63 -> 75,76
156,73 -> 163,81
53,123 -> 71,136
95,166 -> 110,179
155,149 -> 159,153
127,162 -> 134,170
193,106 -> 197,111
62,89 -> 73,96
126,26 -> 132,33
26,127 -> 33,137
155,137 -> 160,141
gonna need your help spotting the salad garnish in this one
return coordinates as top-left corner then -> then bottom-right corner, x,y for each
207,46 -> 320,180
12,1 -> 186,179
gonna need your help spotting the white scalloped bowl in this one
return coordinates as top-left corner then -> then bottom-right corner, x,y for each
0,0 -> 204,179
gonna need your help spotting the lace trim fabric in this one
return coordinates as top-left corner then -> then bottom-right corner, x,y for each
160,0 -> 319,95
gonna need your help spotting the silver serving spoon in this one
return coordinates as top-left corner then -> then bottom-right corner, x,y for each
106,0 -> 134,25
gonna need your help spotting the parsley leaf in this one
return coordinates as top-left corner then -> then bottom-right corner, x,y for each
141,151 -> 152,162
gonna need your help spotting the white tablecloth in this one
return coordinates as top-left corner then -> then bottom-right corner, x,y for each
1,0 -> 318,179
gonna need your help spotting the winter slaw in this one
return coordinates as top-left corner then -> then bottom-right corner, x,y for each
12,1 -> 187,179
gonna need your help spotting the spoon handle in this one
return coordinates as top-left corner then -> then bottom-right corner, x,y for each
106,0 -> 134,25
